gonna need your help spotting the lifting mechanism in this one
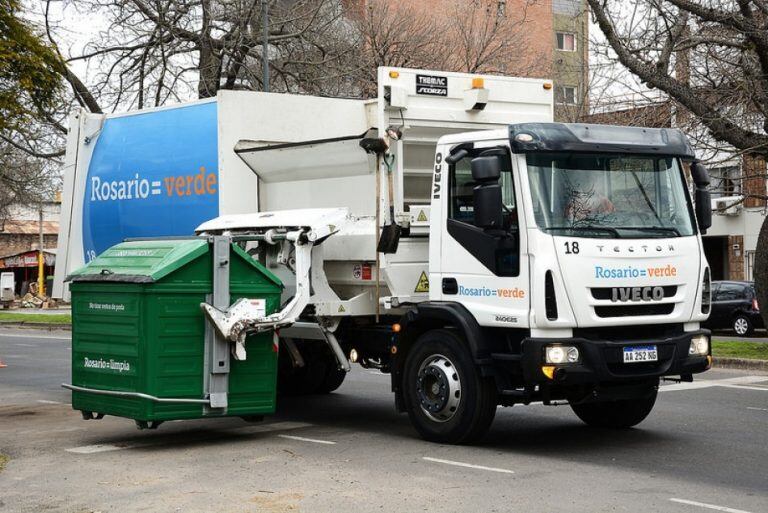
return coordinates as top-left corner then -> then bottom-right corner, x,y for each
198,209 -> 353,374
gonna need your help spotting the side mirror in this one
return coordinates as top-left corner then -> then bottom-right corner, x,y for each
691,161 -> 710,187
690,161 -> 712,233
695,187 -> 712,233
471,156 -> 503,229
471,155 -> 502,182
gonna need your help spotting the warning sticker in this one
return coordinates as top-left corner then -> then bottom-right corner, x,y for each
338,304 -> 346,313
416,210 -> 428,222
353,263 -> 373,280
414,271 -> 430,293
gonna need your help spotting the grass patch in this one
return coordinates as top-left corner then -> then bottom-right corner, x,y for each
0,312 -> 71,324
712,340 -> 768,360
0,454 -> 8,473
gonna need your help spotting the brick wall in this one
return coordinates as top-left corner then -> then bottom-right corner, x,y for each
0,234 -> 58,258
727,235 -> 745,280
742,154 -> 767,208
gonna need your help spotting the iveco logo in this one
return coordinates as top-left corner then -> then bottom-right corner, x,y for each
611,286 -> 664,302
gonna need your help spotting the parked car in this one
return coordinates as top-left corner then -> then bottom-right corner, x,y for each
703,281 -> 764,336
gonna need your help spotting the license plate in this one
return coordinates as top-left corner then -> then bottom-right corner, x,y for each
623,345 -> 658,363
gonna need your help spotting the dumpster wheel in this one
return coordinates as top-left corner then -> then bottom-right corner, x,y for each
135,420 -> 164,430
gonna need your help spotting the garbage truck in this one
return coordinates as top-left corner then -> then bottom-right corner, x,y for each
61,68 -> 713,443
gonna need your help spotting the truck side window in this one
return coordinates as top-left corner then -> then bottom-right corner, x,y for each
449,155 -> 516,226
447,149 -> 519,277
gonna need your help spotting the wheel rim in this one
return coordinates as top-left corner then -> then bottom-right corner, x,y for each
734,317 -> 748,335
415,354 -> 461,422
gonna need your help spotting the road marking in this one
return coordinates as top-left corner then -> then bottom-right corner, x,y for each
67,444 -> 129,454
660,375 -> 767,393
746,406 -> 768,412
277,434 -> 336,445
65,421 -> 313,454
422,457 -> 514,474
0,332 -> 70,340
37,399 -> 62,404
669,498 -> 753,513
14,343 -> 35,347
717,384 -> 768,392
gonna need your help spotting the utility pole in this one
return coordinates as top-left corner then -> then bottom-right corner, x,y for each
38,202 -> 45,297
262,0 -> 270,92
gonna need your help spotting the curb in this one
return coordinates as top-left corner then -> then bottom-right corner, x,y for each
713,357 -> 768,372
0,322 -> 71,332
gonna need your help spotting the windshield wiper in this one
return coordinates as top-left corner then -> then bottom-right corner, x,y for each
543,226 -> 621,237
615,226 -> 682,237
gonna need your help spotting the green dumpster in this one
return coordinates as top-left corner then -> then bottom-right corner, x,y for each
66,238 -> 283,425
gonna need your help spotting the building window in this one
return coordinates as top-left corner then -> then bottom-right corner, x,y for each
556,86 -> 578,105
708,166 -> 741,197
746,250 -> 755,281
556,32 -> 576,52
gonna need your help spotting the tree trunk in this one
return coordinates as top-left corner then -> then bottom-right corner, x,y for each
755,215 -> 768,329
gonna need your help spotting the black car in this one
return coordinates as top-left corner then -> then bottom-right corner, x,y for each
703,281 -> 764,336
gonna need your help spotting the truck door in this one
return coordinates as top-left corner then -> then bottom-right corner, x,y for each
437,145 -> 530,328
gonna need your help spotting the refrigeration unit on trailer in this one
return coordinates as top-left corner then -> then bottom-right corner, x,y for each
64,68 -> 713,443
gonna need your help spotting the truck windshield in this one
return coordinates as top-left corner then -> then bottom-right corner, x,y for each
526,152 -> 695,238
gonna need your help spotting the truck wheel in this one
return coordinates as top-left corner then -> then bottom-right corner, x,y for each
317,366 -> 346,394
277,344 -> 328,396
403,329 -> 497,444
733,315 -> 753,336
571,387 -> 657,428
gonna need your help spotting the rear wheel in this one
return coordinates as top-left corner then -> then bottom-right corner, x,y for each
571,387 -> 658,428
403,329 -> 497,444
733,315 -> 754,336
317,366 -> 347,394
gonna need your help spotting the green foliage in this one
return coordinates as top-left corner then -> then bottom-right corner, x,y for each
712,340 -> 768,361
0,312 -> 72,324
0,0 -> 62,132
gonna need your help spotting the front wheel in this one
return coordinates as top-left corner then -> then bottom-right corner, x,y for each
733,315 -> 754,336
403,329 -> 497,444
571,387 -> 658,428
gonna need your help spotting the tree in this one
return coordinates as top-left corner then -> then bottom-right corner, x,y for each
0,0 -> 64,221
586,0 -> 768,327
0,0 -> 62,133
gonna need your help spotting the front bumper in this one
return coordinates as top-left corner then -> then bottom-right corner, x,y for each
521,329 -> 711,384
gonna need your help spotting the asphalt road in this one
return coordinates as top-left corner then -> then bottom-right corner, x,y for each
1,328 -> 767,513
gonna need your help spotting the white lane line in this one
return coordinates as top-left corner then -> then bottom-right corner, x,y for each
717,384 -> 768,392
67,444 -> 130,454
660,375 -> 767,393
669,498 -> 753,513
65,421 -> 313,454
422,457 -> 514,474
37,399 -> 62,404
746,406 -> 768,412
15,343 -> 35,347
277,434 -> 336,445
0,332 -> 70,340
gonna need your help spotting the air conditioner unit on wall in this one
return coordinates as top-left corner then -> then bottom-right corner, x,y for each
712,195 -> 743,216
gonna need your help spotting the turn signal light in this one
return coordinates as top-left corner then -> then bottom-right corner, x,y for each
472,77 -> 484,89
389,71 -> 400,79
542,365 -> 556,380
392,323 -> 401,333
543,82 -> 553,90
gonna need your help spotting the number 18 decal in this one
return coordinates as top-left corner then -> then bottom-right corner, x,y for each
564,241 -> 580,254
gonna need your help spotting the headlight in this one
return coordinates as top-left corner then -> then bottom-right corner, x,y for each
545,345 -> 580,364
689,335 -> 709,356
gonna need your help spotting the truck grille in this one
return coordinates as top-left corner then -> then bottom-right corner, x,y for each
590,285 -> 677,300
594,304 -> 675,318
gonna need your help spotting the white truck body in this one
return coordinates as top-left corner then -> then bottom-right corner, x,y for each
60,67 -> 713,443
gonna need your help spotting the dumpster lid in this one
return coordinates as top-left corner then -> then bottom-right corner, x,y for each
67,240 -> 210,283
